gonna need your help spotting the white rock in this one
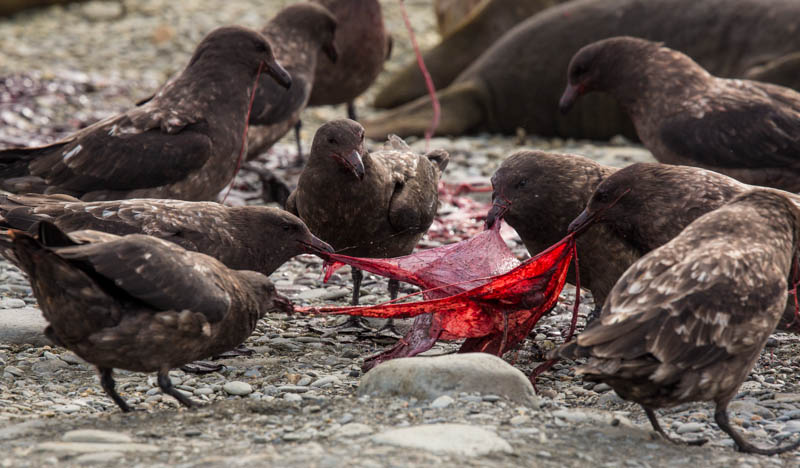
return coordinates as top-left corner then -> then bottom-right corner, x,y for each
675,422 -> 705,434
34,442 -> 158,453
430,395 -> 454,409
284,393 -> 302,403
63,430 -> 132,444
223,381 -> 252,396
334,423 -> 373,438
372,424 -> 513,457
54,404 -> 81,414
310,376 -> 341,388
359,353 -> 538,407
74,452 -> 124,464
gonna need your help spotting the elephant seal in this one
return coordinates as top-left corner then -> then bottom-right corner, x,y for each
434,0 -> 485,37
373,0 -> 562,109
365,0 -> 800,141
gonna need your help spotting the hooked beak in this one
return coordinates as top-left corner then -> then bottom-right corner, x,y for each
567,208 -> 595,235
485,200 -> 509,230
298,234 -> 334,258
336,150 -> 365,180
264,59 -> 292,90
271,292 -> 295,314
559,83 -> 582,114
322,42 -> 338,63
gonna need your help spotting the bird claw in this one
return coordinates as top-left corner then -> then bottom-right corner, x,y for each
181,361 -> 225,374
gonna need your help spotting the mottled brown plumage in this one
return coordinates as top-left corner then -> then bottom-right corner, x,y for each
307,0 -> 391,119
485,151 -> 639,316
0,193 -> 332,276
554,190 -> 800,454
0,26 -> 292,201
561,36 -> 800,192
568,162 -> 800,331
287,119 -> 448,306
1,222 -> 293,411
246,3 -> 338,159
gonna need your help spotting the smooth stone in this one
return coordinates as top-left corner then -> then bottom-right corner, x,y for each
372,424 -> 513,457
552,409 -> 589,424
0,308 -> 50,346
334,423 -> 373,438
0,298 -> 25,308
296,377 -> 312,387
0,420 -> 48,441
359,353 -> 538,407
729,400 -> 775,419
783,420 -> 800,434
4,366 -> 23,377
284,393 -> 302,403
278,385 -> 309,394
60,352 -> 85,365
74,452 -> 124,464
223,381 -> 252,396
54,404 -> 81,414
80,1 -> 124,21
593,383 -> 612,393
430,395 -> 454,409
676,422 -> 705,434
311,376 -> 341,388
63,430 -> 132,444
34,442 -> 158,453
194,387 -> 214,396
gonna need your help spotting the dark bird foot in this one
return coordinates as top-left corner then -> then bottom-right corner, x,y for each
243,163 -> 291,207
328,315 -> 375,333
158,371 -> 196,409
376,318 -> 402,337
645,407 -> 708,446
716,407 -> 800,455
347,101 -> 358,121
181,361 -> 225,374
585,304 -> 603,327
213,344 -> 255,359
293,120 -> 305,167
99,367 -> 133,413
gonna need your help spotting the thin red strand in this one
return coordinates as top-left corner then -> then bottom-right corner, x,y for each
399,0 -> 440,149
222,61 -> 263,204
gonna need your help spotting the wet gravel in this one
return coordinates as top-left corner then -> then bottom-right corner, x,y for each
2,1 -> 800,467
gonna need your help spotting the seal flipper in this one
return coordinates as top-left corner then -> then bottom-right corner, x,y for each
365,80 -> 488,140
744,52 -> 800,91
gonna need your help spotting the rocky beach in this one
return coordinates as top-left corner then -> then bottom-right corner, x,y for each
1,1 -> 799,467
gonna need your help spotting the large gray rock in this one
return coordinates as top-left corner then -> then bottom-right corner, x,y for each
0,308 -> 50,346
372,424 -> 513,457
358,353 -> 538,407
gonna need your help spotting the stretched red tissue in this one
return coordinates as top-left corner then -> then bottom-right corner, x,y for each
298,222 -> 580,380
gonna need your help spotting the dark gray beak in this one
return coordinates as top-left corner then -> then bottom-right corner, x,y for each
264,60 -> 292,89
559,83 -> 580,114
567,208 -> 595,235
343,150 -> 365,180
299,234 -> 334,257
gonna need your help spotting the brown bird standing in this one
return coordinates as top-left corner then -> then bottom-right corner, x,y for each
555,189 -> 800,454
1,222 -> 293,411
0,193 -> 333,276
307,0 -> 392,121
246,3 -> 339,160
0,26 -> 291,201
560,36 -> 800,192
484,151 -> 639,319
287,119 -> 447,329
568,162 -> 800,331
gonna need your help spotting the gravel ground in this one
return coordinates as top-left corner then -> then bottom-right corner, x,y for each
2,1 -> 800,467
